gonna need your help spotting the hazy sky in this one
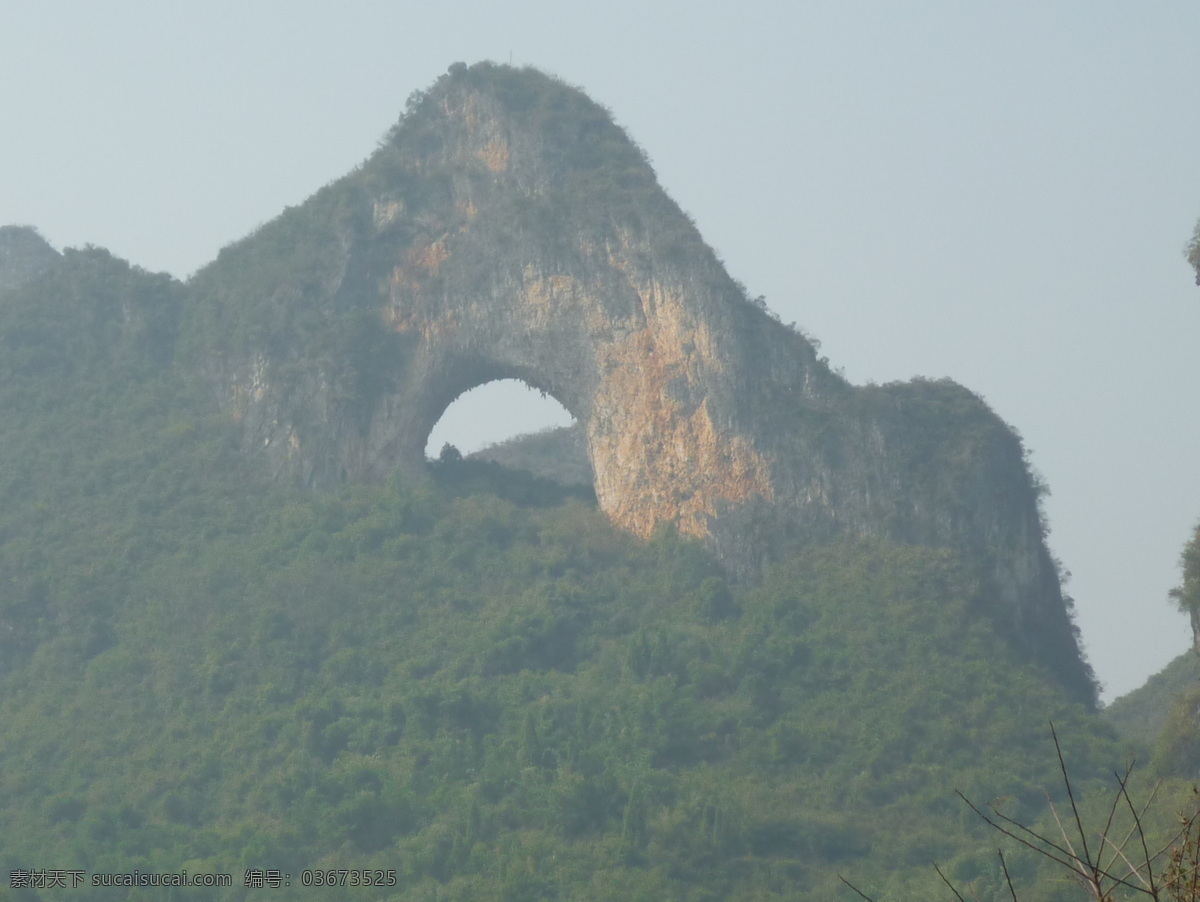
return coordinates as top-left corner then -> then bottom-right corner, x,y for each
2,2 -> 1197,702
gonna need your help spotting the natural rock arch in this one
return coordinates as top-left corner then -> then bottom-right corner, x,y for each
188,63 -> 1095,701
363,223 -> 799,545
206,62 -> 824,547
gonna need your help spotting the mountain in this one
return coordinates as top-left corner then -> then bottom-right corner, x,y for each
171,62 -> 1093,702
0,62 -> 1127,900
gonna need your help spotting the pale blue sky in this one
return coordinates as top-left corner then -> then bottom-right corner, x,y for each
2,1 -> 1198,701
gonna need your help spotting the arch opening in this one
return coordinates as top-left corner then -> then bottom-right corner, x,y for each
424,378 -> 577,461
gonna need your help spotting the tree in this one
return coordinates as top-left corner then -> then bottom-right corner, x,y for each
1169,525 -> 1200,654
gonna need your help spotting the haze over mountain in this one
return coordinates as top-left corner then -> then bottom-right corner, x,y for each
3,6 -> 1197,701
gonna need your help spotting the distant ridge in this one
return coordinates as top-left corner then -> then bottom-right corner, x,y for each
469,424 -> 594,489
1105,651 -> 1200,747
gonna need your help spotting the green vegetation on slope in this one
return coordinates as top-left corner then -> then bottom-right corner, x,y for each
1106,652 -> 1200,757
0,176 -> 1132,902
1104,521 -> 1200,780
0,480 -> 1120,901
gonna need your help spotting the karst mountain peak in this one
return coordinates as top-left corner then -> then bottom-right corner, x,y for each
0,62 -> 1097,703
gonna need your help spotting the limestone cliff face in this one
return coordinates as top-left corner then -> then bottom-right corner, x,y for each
183,63 -> 1093,701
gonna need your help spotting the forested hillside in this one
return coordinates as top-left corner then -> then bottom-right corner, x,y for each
0,233 -> 1155,902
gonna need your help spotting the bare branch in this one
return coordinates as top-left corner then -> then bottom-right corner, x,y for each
837,874 -> 877,901
1046,796 -> 1088,881
946,731 -> 1200,901
956,790 -> 1079,872
998,850 -> 1019,902
1104,776 -> 1166,885
1050,721 -> 1100,887
1107,838 -> 1153,890
958,789 -> 1158,897
1115,767 -> 1158,895
932,861 -> 967,902
1093,760 -> 1133,877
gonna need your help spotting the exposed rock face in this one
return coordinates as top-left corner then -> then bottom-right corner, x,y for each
183,63 -> 1093,700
